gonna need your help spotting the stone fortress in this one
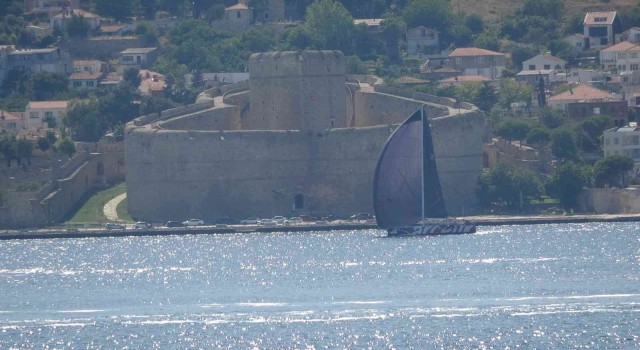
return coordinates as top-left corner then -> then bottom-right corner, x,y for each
125,50 -> 484,222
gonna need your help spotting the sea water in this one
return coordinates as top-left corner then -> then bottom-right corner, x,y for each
0,223 -> 639,349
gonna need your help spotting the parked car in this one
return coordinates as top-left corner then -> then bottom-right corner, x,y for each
259,218 -> 277,226
350,213 -> 373,221
133,221 -> 152,229
182,218 -> 204,226
271,216 -> 287,224
105,223 -> 125,230
165,220 -> 185,228
284,217 -> 303,225
298,215 -> 317,222
240,217 -> 260,225
214,217 -> 236,225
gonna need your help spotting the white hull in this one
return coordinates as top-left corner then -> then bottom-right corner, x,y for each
388,223 -> 476,236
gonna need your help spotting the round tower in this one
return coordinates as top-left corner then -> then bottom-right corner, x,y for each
248,50 -> 347,131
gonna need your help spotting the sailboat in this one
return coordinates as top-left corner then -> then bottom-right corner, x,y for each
372,106 -> 476,236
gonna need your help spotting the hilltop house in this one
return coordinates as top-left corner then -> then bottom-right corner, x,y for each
69,71 -> 102,89
406,26 -> 440,57
5,47 -> 72,76
564,33 -> 586,51
583,11 -> 622,50
548,84 -> 626,125
119,48 -> 158,71
447,47 -> 505,79
522,54 -> 566,71
25,100 -> 68,131
139,70 -> 166,96
73,59 -> 103,74
617,27 -> 640,43
0,110 -> 25,135
599,41 -> 640,71
51,8 -> 102,31
603,124 -> 640,167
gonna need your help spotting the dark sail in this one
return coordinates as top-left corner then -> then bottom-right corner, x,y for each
373,107 -> 447,229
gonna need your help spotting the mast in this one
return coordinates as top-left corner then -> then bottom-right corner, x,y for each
420,105 -> 425,223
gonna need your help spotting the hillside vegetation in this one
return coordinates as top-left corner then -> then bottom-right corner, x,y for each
456,0 -> 633,22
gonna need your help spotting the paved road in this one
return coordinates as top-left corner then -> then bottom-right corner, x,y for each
103,193 -> 127,221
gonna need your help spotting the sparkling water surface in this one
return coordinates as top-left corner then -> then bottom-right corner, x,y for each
0,223 -> 639,348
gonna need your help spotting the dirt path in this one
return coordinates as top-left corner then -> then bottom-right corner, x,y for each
103,193 -> 127,222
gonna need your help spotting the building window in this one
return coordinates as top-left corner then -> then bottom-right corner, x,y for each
544,64 -> 551,70
632,64 -> 639,71
618,53 -> 627,59
477,57 -> 484,64
593,107 -> 601,114
237,11 -> 241,18
30,112 -> 39,119
73,81 -> 82,88
528,64 -> 535,70
455,58 -> 462,65
624,77 -> 629,83
86,81 -> 94,87
44,111 -> 53,118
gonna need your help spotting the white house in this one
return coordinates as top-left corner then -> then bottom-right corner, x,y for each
224,1 -> 253,32
119,47 -> 158,71
69,72 -> 102,89
603,124 -> 640,176
0,110 -> 25,135
51,9 -> 101,30
25,100 -> 68,131
522,54 -> 566,71
73,59 -> 103,73
564,33 -> 586,51
583,11 -> 622,50
617,27 -> 640,43
599,41 -> 640,71
447,47 -> 505,79
406,26 -> 440,57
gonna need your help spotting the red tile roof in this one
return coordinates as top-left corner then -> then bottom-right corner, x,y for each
0,110 -> 21,121
584,11 -> 617,26
449,47 -> 504,57
27,101 -> 69,109
226,2 -> 249,10
70,72 -> 102,80
600,41 -> 639,52
439,75 -> 492,83
548,84 -> 619,102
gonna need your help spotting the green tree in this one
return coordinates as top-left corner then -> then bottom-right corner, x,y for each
526,126 -> 550,148
403,0 -> 452,36
473,29 -> 501,52
56,137 -> 76,158
499,78 -> 532,109
578,115 -> 613,152
465,14 -> 484,34
547,161 -> 592,209
522,0 -> 564,22
63,100 -> 104,142
381,16 -> 407,63
66,14 -> 91,38
27,72 -> 69,100
550,127 -> 579,160
496,119 -> 531,143
593,155 -> 634,188
538,107 -> 566,128
14,138 -> 33,165
93,0 -> 132,20
123,67 -> 141,88
0,131 -> 17,167
304,0 -> 355,54
474,82 -> 499,112
477,162 -> 543,209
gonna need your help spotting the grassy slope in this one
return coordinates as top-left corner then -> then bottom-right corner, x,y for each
66,182 -> 131,224
454,0 -> 633,23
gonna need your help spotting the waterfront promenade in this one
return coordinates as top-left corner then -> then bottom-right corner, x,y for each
1,213 -> 640,240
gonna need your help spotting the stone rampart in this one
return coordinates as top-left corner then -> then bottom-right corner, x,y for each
126,110 -> 483,222
248,51 -> 347,131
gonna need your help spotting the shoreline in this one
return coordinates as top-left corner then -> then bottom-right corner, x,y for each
1,213 -> 640,241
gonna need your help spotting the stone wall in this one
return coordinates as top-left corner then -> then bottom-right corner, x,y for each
354,91 -> 449,127
61,37 -> 142,59
161,106 -> 239,131
126,110 -> 483,222
578,187 -> 640,214
248,51 -> 347,131
0,142 -> 126,228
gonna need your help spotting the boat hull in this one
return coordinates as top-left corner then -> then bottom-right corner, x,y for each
387,223 -> 476,237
